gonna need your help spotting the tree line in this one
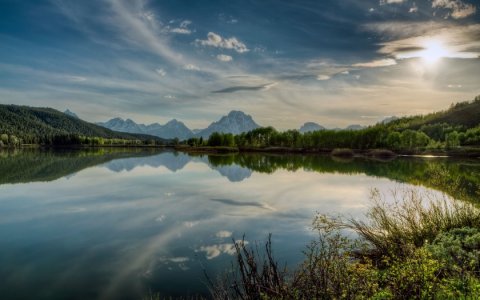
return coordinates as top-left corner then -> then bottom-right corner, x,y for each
181,97 -> 480,151
181,124 -> 479,151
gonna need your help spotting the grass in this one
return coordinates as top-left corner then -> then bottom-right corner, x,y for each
210,188 -> 480,299
317,188 -> 480,258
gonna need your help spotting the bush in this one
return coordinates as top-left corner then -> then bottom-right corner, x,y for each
427,227 -> 480,273
330,148 -> 354,157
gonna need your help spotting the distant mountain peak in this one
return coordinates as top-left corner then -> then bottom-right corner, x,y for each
300,122 -> 325,133
98,117 -> 193,140
195,110 -> 260,138
381,116 -> 399,124
346,124 -> 365,131
64,109 -> 79,119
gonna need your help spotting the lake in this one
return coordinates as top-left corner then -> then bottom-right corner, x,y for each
0,149 -> 478,299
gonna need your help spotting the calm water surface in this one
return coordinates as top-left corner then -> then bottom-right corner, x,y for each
0,149 -> 478,299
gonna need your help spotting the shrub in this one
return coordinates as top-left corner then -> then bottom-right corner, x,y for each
427,227 -> 480,273
331,148 -> 354,157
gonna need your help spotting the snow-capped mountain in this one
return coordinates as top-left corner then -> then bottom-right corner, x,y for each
97,118 -> 147,134
98,111 -> 259,140
195,110 -> 260,138
299,122 -> 325,133
97,118 -> 193,140
149,119 -> 193,140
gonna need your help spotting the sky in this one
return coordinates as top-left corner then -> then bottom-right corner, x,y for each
0,0 -> 479,129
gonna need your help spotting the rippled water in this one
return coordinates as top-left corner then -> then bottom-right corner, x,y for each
0,149 -> 478,299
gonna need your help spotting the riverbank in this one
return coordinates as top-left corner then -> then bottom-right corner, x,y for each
174,145 -> 480,158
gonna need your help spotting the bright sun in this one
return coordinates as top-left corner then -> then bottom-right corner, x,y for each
419,40 -> 449,64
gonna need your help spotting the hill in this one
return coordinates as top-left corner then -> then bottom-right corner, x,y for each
389,96 -> 480,130
0,105 -> 166,145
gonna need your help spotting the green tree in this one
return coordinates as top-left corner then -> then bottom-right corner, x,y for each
445,131 -> 460,149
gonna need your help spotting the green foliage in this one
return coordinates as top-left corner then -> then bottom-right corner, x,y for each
427,227 -> 480,273
215,189 -> 480,299
321,189 -> 480,257
379,247 -> 442,299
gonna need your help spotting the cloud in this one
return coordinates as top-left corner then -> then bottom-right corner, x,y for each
409,3 -> 419,13
316,75 -> 331,80
217,54 -> 233,62
432,0 -> 476,19
155,215 -> 165,222
352,58 -> 397,68
196,32 -> 249,53
198,241 -> 248,259
170,28 -> 191,34
169,19 -> 192,34
215,230 -> 232,238
183,64 -> 200,71
380,0 -> 406,4
212,82 -> 277,94
155,68 -> 166,76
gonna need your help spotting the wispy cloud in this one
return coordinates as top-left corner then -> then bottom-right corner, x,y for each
183,64 -> 200,71
212,83 -> 277,94
364,22 -> 480,60
196,32 -> 249,53
380,0 -> 406,4
105,0 -> 185,65
353,59 -> 397,68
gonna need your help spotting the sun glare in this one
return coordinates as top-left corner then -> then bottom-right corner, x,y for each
419,40 -> 449,64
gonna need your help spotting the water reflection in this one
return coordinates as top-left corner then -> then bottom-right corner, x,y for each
0,149 -> 478,299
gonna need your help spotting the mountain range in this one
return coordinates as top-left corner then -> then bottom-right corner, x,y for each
96,111 -> 378,140
97,110 -> 261,140
97,118 -> 193,140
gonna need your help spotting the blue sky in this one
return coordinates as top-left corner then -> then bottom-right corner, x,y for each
0,0 -> 479,129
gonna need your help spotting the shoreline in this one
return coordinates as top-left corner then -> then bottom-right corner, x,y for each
174,145 -> 480,159
3,144 -> 480,158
